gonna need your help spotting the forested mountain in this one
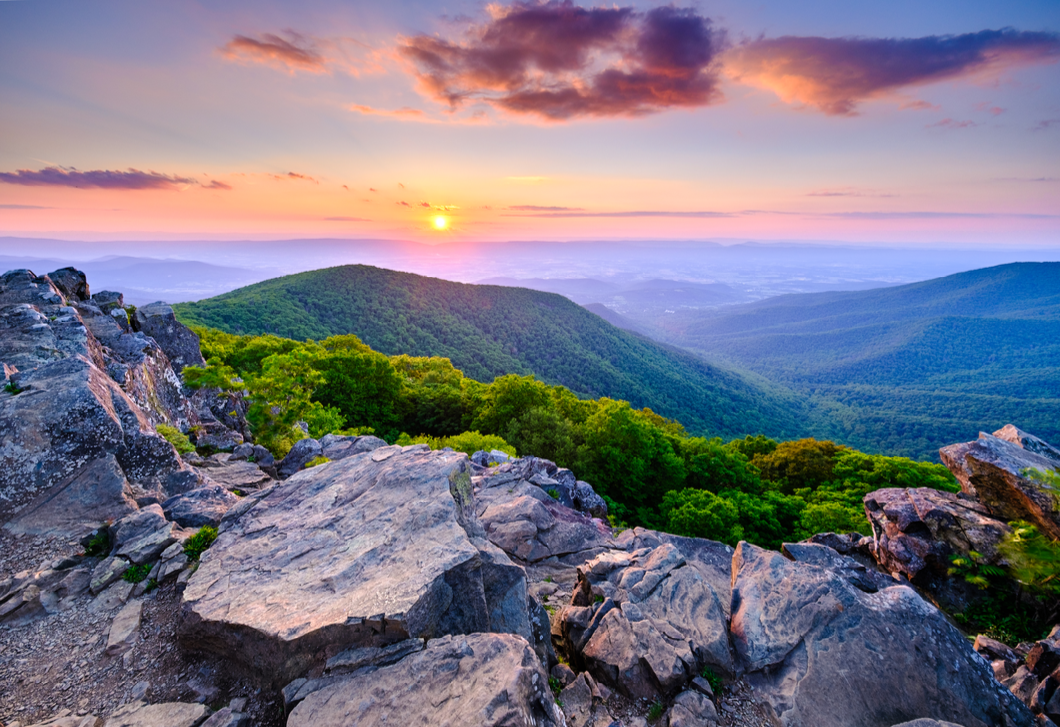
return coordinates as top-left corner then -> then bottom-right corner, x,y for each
658,262 -> 1060,458
173,265 -> 811,440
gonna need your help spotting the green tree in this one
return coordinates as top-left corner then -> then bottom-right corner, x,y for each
246,349 -> 335,456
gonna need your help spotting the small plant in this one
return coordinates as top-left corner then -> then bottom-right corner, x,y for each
593,594 -> 604,604
84,529 -> 111,557
549,676 -> 562,699
122,562 -> 153,583
544,576 -> 553,583
3,381 -> 25,395
701,666 -> 723,695
543,604 -> 556,615
246,455 -> 256,463
184,526 -> 219,561
547,488 -> 560,500
542,594 -> 549,603
156,424 -> 195,455
948,550 -> 1005,589
647,700 -> 666,720
304,456 -> 330,468
144,578 -> 159,593
232,489 -> 245,497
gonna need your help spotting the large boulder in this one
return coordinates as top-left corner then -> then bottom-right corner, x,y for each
940,428 -> 1060,539
318,433 -> 387,461
286,633 -> 564,727
864,487 -> 1012,583
132,301 -> 205,374
730,541 -> 1034,727
276,437 -> 322,478
162,484 -> 239,528
557,528 -> 734,700
47,267 -> 89,302
180,446 -> 534,684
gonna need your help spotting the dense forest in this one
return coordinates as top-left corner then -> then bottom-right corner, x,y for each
652,263 -> 1060,459
173,264 -> 814,441
181,326 -> 958,550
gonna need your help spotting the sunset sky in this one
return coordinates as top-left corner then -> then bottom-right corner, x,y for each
1,0 -> 1058,245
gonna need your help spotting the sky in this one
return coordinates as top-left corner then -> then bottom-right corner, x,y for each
1,0 -> 1059,246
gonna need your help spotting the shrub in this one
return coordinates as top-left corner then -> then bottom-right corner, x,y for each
701,666 -> 723,695
122,562 -> 153,583
184,526 -> 219,561
83,528 -> 111,557
647,700 -> 666,720
396,430 -> 517,458
156,424 -> 195,454
304,456 -> 330,468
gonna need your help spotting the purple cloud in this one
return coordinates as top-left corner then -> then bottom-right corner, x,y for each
400,2 -> 725,120
507,205 -> 584,211
0,167 -> 199,190
727,29 -> 1060,115
221,31 -> 326,73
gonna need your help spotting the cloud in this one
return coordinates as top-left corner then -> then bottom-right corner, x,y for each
221,31 -> 327,73
817,210 -> 1059,220
0,166 -> 200,190
204,180 -> 232,190
994,176 -> 1059,183
1034,118 -> 1060,131
806,188 -> 897,198
399,1 -> 725,120
0,204 -> 52,209
324,216 -> 370,221
349,104 -> 429,120
503,209 -> 733,218
507,204 -> 584,211
927,118 -> 977,130
726,29 -> 1060,115
397,201 -> 411,207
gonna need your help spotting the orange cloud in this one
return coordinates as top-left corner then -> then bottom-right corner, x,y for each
221,31 -> 327,73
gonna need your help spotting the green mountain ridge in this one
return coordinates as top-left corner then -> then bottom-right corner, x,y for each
173,264 -> 811,440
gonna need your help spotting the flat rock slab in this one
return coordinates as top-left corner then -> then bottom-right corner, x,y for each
730,541 -> 1034,727
194,461 -> 273,491
287,633 -> 564,727
106,599 -> 142,656
181,447 -> 529,684
162,484 -> 238,528
103,701 -> 209,727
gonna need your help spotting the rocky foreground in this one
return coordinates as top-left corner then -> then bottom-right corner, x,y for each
2,267 -> 1060,727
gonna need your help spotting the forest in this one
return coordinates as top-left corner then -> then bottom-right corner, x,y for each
180,326 -> 958,551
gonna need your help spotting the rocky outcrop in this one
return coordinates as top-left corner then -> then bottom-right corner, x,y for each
940,428 -> 1060,539
979,628 -> 1060,725
131,302 -> 205,374
555,529 -> 734,700
286,633 -> 564,727
864,487 -> 1012,582
180,446 -> 534,684
730,541 -> 1033,727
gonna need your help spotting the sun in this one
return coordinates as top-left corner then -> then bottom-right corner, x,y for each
433,215 -> 448,230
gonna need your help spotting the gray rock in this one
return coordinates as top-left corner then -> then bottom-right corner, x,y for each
90,556 -> 131,595
864,487 -> 1011,583
276,437 -> 322,478
181,448 -> 533,684
287,633 -> 564,727
92,290 -> 124,313
940,429 -> 1060,540
106,599 -> 142,656
112,504 -> 176,564
325,638 -> 424,673
574,480 -> 608,518
730,541 -> 1034,727
668,689 -> 719,727
228,443 -> 253,460
318,433 -> 386,461
24,712 -> 102,727
552,663 -> 577,686
994,425 -> 1060,465
561,672 -> 596,727
47,267 -> 89,302
888,722 -> 967,727
782,542 -> 897,592
199,709 -> 247,727
193,460 -> 272,491
131,302 -> 205,374
102,700 -> 209,727
560,531 -> 734,701
162,484 -> 238,528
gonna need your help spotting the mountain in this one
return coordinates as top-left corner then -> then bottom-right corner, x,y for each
656,262 -> 1060,458
173,264 -> 813,440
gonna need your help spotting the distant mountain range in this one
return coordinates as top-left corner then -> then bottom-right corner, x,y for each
653,262 -> 1060,458
173,265 -> 813,440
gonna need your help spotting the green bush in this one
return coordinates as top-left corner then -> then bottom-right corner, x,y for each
396,430 -> 516,458
122,562 -> 153,583
304,456 -> 330,468
156,424 -> 195,455
83,528 -> 111,557
184,526 -> 219,561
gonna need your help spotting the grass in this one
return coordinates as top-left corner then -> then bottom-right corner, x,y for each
122,563 -> 153,583
183,526 -> 219,561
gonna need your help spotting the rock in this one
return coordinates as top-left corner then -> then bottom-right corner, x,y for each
25,712 -> 102,727
560,530 -> 734,701
276,437 -> 322,478
181,448 -> 533,684
552,663 -> 577,686
325,637 -> 424,673
199,708 -> 247,727
318,433 -> 386,461
561,672 -> 596,727
1026,642 -> 1060,679
782,542 -> 897,592
730,541 -> 1034,727
162,484 -> 238,528
864,487 -> 1012,583
90,556 -> 131,595
228,443 -> 253,460
940,429 -> 1060,539
102,701 -> 210,727
131,302 -> 205,374
111,504 -> 176,564
995,425 -> 1060,465
91,579 -> 135,613
105,599 -> 143,656
976,635 -> 1021,664
574,480 -> 608,518
47,267 -> 89,301
191,424 -> 243,452
286,633 -> 564,727
667,689 -> 720,727
193,460 -> 272,491
888,722 -> 967,727
92,290 -> 124,313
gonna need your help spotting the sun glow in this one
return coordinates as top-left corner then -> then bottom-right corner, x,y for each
433,215 -> 449,230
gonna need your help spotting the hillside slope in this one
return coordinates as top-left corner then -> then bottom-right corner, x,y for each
661,262 -> 1060,457
173,265 -> 812,440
